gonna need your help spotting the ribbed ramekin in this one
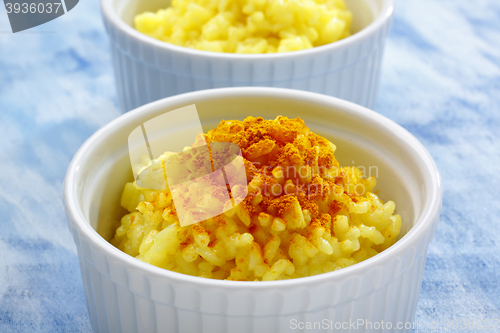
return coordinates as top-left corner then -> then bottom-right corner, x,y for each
64,88 -> 442,333
101,0 -> 394,112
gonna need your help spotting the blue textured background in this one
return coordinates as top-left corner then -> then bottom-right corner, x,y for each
0,0 -> 499,332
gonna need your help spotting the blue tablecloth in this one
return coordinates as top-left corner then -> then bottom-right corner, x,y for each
0,0 -> 499,331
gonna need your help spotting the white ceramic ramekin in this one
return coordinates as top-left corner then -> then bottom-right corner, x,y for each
64,88 -> 442,333
101,0 -> 394,112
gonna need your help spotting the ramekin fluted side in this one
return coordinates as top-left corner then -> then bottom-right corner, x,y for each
67,211 -> 438,333
101,2 -> 393,112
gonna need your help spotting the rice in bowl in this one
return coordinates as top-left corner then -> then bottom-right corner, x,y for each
134,0 -> 353,53
112,116 -> 401,281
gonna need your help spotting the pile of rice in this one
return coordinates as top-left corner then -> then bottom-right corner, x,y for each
112,116 -> 401,281
134,0 -> 352,53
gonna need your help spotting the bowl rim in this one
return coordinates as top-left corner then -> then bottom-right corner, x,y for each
100,0 -> 395,60
64,87 -> 442,289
